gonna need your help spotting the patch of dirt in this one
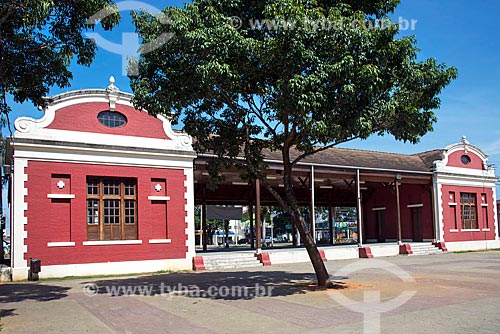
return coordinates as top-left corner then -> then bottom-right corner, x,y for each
295,281 -> 368,292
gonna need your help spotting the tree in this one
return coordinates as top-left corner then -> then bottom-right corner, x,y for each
0,0 -> 120,125
130,0 -> 457,287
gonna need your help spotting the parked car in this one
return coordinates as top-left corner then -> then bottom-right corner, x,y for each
237,238 -> 249,245
264,237 -> 278,246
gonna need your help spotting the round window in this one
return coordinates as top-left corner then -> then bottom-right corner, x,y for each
461,154 -> 471,165
97,111 -> 127,128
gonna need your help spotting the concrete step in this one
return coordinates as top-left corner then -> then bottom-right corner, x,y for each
204,263 -> 263,270
202,254 -> 263,270
408,244 -> 443,256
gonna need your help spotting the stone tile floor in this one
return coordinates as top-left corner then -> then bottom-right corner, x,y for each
1,251 -> 499,333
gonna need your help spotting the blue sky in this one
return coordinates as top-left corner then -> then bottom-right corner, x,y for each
6,0 -> 500,168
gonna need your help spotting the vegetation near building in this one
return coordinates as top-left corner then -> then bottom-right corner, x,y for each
130,0 -> 457,286
0,0 -> 120,124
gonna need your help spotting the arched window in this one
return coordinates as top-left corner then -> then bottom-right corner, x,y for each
97,111 -> 127,128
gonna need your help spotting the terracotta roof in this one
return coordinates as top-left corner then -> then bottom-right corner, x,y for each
415,150 -> 445,170
260,147 -> 444,173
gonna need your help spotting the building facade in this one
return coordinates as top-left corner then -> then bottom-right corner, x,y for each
7,80 -> 196,280
6,81 -> 499,280
433,138 -> 498,251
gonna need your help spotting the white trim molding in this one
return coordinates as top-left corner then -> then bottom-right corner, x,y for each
372,207 -> 386,211
82,240 -> 143,246
11,158 -> 29,275
47,194 -> 75,199
493,187 -> 499,241
47,242 -> 76,247
147,196 -> 171,201
184,168 -> 196,259
445,240 -> 500,252
407,203 -> 423,208
437,182 -> 445,242
13,258 -> 192,281
148,239 -> 172,244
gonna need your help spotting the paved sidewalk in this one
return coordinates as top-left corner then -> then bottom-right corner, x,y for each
1,251 -> 500,333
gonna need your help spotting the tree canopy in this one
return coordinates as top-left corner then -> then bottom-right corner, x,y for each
130,0 -> 457,286
0,0 -> 120,126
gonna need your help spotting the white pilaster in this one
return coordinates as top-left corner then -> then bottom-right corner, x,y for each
493,187 -> 498,241
11,158 -> 29,280
184,167 -> 195,259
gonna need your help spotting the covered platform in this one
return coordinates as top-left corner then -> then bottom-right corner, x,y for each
193,147 -> 442,260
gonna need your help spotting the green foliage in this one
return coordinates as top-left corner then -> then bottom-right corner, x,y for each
131,0 -> 457,286
131,0 -> 457,179
0,0 -> 120,124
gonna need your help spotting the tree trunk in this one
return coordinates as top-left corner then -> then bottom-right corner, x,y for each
224,219 -> 230,248
245,143 -> 331,286
258,176 -> 330,286
290,207 -> 330,287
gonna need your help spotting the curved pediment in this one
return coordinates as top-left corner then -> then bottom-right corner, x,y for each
14,77 -> 192,152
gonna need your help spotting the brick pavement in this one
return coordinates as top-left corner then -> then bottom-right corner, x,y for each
1,251 -> 499,333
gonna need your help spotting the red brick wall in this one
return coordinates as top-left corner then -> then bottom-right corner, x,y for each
364,184 -> 433,241
23,161 -> 187,266
441,185 -> 495,242
46,102 -> 169,139
446,151 -> 484,170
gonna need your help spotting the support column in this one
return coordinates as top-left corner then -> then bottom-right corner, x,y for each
255,179 -> 262,253
396,174 -> 402,245
328,205 -> 334,244
356,169 -> 363,247
202,201 -> 208,251
249,202 -> 255,249
292,217 -> 298,246
310,166 -> 316,242
430,176 -> 438,242
224,219 -> 230,248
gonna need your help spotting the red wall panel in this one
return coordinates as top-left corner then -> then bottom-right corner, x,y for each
46,102 -> 169,139
24,161 -> 187,266
441,185 -> 495,242
363,183 -> 433,241
446,151 -> 484,170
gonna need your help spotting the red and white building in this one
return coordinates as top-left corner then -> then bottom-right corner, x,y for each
432,137 -> 498,251
7,79 -> 196,280
6,79 -> 499,280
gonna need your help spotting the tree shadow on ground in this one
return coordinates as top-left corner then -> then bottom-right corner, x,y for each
0,284 -> 70,303
88,270 -> 350,300
0,308 -> 17,320
0,308 -> 16,318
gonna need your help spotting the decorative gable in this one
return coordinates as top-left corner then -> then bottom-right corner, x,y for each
433,136 -> 495,178
14,77 -> 193,152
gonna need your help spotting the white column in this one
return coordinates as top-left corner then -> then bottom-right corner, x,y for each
356,169 -> 363,247
184,167 -> 196,258
11,158 -> 29,280
310,166 -> 316,242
